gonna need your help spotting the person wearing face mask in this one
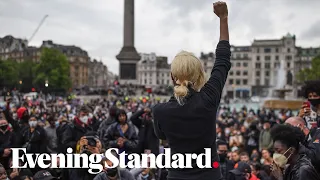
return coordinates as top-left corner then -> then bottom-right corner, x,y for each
103,109 -> 138,156
298,80 -> 320,128
217,140 -> 234,180
56,116 -> 71,153
44,115 -> 58,153
62,105 -> 93,153
0,114 -> 15,170
3,99 -> 29,147
258,120 -> 273,152
20,115 -> 48,174
285,116 -> 320,175
270,124 -> 320,180
94,156 -> 135,180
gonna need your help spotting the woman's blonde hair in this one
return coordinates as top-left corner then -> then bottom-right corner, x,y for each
171,51 -> 205,105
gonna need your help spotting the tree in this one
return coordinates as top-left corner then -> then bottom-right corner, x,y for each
18,60 -> 37,92
0,59 -> 19,88
297,55 -> 320,82
34,48 -> 71,92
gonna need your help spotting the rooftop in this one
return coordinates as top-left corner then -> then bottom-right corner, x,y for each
41,40 -> 88,56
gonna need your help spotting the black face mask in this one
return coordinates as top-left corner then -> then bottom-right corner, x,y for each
106,168 -> 118,177
219,153 -> 227,162
308,98 -> 320,107
0,125 -> 8,131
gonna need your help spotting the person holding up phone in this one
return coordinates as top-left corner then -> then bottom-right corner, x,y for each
298,80 -> 320,129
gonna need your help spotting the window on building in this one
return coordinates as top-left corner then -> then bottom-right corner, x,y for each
167,80 -> 170,84
236,54 -> 241,58
230,71 -> 234,76
243,79 -> 248,85
287,62 -> 291,68
274,63 -> 279,68
161,79 -> 164,84
144,79 -> 147,84
162,73 -> 164,77
265,56 -> 271,61
256,71 -> 260,76
204,62 -> 207,67
236,71 -> 241,76
236,79 -> 241,85
255,63 -> 261,68
286,55 -> 292,60
244,54 -> 248,58
276,48 -> 279,53
236,62 -> 241,67
257,48 -> 260,53
265,71 -> 270,76
229,79 -> 233,85
264,48 -> 271,53
257,56 -> 260,61
243,71 -> 248,76
145,72 -> 147,76
287,48 -> 291,53
265,79 -> 269,86
265,63 -> 270,69
157,80 -> 159,84
243,62 -> 248,67
275,55 -> 279,60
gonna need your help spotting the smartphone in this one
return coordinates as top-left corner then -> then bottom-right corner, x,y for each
303,101 -> 311,108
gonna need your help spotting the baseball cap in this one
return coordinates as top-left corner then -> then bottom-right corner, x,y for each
33,170 -> 56,180
229,161 -> 251,175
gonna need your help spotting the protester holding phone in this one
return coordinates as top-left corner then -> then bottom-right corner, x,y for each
65,132 -> 102,180
298,80 -> 320,129
152,2 -> 230,179
93,156 -> 135,180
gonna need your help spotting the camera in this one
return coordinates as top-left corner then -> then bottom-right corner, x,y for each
84,136 -> 98,147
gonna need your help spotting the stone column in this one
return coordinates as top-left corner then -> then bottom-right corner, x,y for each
124,0 -> 134,47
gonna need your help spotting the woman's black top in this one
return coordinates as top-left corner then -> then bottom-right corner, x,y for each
152,40 -> 231,180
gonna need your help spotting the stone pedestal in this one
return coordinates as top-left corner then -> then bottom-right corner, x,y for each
116,0 -> 140,83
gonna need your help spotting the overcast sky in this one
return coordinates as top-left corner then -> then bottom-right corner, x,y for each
1,0 -> 319,74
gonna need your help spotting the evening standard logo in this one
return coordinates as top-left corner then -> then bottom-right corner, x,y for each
11,148 -> 213,174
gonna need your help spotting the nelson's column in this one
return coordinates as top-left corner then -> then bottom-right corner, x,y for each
116,0 -> 141,85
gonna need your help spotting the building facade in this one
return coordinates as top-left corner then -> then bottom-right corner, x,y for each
137,53 -> 171,87
0,36 -> 91,88
250,33 -> 297,97
41,40 -> 90,88
88,59 -> 109,88
224,46 -> 252,99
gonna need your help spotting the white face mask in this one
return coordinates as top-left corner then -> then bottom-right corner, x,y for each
225,129 -> 230,135
272,148 -> 293,168
12,113 -> 17,119
29,121 -> 37,128
80,116 -> 89,124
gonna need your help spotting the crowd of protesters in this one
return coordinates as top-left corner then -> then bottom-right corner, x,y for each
0,80 -> 318,180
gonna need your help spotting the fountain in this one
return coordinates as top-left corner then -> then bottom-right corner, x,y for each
262,60 -> 303,110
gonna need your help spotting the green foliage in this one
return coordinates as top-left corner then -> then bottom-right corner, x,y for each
33,48 -> 71,91
0,59 -> 19,87
297,55 -> 320,82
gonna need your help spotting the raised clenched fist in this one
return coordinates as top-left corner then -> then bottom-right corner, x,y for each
213,1 -> 228,19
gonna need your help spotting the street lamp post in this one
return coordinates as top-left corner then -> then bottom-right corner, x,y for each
232,84 -> 235,99
45,80 -> 48,100
19,80 -> 22,92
